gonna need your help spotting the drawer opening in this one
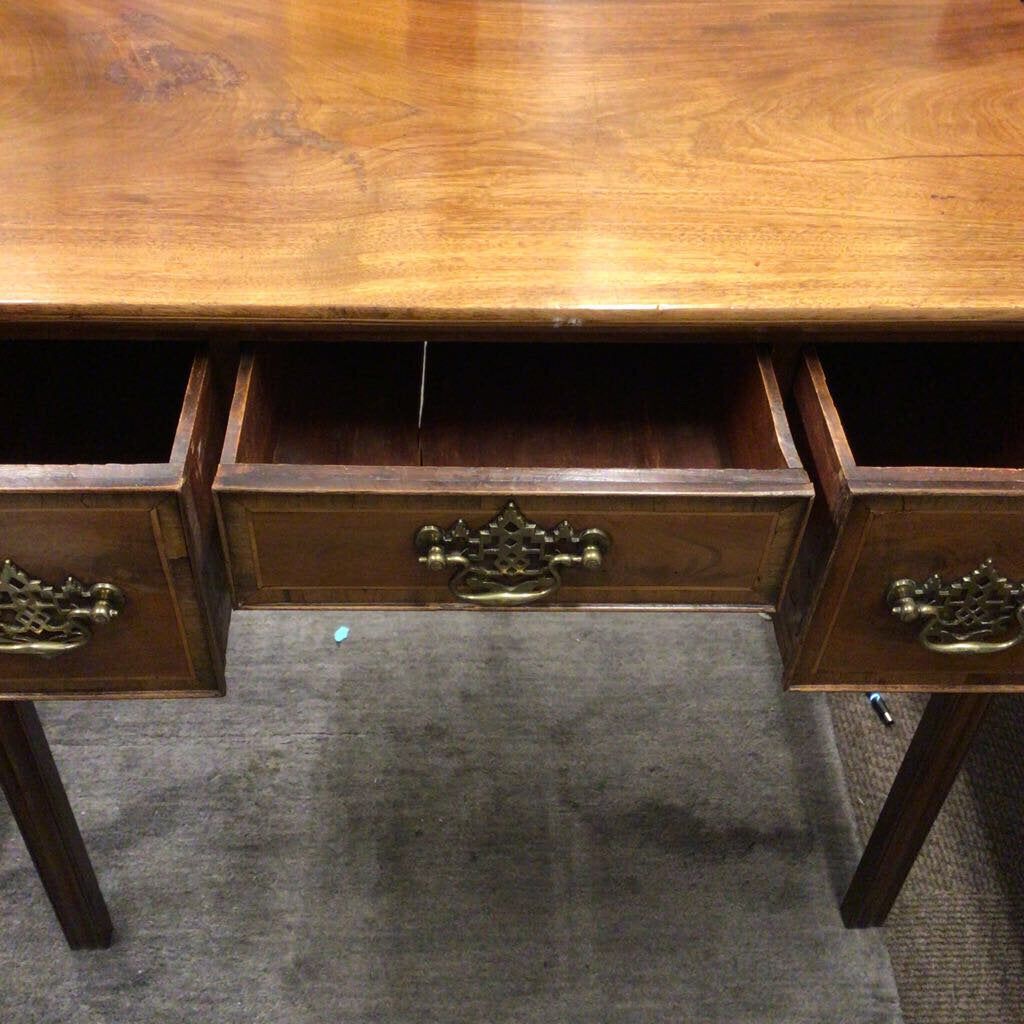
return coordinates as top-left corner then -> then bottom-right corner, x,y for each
1,341 -> 195,465
230,342 -> 795,471
818,344 -> 1024,469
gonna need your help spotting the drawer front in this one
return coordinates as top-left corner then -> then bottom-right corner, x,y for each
0,499 -> 205,695
0,347 -> 231,698
789,497 -> 1024,689
217,490 -> 808,609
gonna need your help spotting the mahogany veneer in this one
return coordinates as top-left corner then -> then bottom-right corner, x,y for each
2,0 -> 1023,325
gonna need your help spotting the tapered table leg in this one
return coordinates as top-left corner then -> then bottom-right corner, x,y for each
0,702 -> 112,949
841,692 -> 991,928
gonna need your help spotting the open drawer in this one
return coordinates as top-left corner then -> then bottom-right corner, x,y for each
0,341 -> 230,698
779,343 -> 1024,691
214,342 -> 811,609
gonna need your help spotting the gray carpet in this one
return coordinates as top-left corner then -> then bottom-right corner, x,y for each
0,612 -> 901,1023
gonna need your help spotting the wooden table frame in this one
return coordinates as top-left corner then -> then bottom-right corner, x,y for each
0,688 -> 988,948
3,0 -> 1022,952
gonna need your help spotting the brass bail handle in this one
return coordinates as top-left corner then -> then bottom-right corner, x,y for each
0,560 -> 126,657
886,558 -> 1024,655
415,500 -> 610,607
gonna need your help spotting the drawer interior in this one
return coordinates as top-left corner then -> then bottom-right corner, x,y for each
1,341 -> 195,464
818,343 -> 1024,468
232,342 -> 792,471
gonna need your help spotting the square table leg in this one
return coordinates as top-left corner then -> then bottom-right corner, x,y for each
841,692 -> 991,928
0,701 -> 112,949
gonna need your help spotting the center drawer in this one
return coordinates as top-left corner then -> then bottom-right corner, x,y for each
214,342 -> 810,609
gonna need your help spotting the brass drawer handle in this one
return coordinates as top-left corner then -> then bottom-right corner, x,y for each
415,500 -> 610,606
0,560 -> 126,658
887,559 -> 1024,655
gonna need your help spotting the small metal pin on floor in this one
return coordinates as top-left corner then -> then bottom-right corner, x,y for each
867,692 -> 895,728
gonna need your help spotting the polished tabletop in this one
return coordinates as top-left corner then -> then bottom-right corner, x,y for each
2,0 -> 1024,325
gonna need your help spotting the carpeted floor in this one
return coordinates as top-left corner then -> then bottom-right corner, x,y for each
831,692 -> 1024,1024
0,612 -> 902,1023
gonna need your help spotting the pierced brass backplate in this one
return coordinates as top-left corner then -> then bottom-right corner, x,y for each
0,559 -> 126,657
414,500 -> 610,606
887,559 -> 1024,654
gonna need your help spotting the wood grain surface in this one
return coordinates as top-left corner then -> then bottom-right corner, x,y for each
3,0 -> 1024,325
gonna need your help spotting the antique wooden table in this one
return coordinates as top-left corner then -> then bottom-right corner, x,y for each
2,0 -> 1023,948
